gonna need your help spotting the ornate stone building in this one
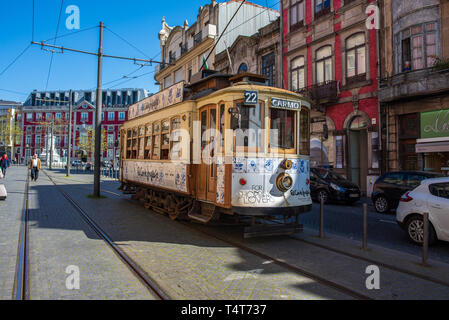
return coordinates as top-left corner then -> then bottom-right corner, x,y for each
154,0 -> 279,90
379,0 -> 449,174
214,17 -> 281,88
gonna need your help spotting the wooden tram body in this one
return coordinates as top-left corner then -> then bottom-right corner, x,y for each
119,72 -> 312,234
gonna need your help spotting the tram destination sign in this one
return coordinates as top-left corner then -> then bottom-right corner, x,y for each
271,98 -> 301,110
128,82 -> 184,120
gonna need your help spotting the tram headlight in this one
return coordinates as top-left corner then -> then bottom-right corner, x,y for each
276,173 -> 293,193
280,159 -> 293,170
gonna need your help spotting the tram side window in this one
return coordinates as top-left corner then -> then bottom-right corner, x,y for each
230,102 -> 263,150
171,117 -> 182,159
145,124 -> 152,160
153,123 -> 161,160
161,120 -> 170,160
300,108 -> 310,155
138,126 -> 145,159
126,129 -> 132,159
270,109 -> 296,150
132,128 -> 138,159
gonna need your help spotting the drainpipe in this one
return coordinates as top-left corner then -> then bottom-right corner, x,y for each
280,1 -> 284,89
376,0 -> 383,173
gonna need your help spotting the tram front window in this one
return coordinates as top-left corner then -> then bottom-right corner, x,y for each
270,109 -> 295,150
231,103 -> 263,150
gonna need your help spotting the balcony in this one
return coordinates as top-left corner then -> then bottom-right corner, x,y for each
379,68 -> 449,103
298,80 -> 339,109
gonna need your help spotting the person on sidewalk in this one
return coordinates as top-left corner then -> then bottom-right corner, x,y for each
29,154 -> 41,182
0,154 -> 10,177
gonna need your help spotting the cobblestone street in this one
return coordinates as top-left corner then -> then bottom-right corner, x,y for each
1,167 -> 449,300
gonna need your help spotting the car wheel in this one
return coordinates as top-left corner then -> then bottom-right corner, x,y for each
405,215 -> 437,246
317,189 -> 329,204
374,195 -> 389,213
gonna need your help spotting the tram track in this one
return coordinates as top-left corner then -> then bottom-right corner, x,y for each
45,171 -> 449,299
43,170 -> 170,300
14,172 -> 30,300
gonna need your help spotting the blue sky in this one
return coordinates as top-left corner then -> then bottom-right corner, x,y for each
0,0 -> 280,103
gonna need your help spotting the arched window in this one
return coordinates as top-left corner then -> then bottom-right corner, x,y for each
316,46 -> 332,84
291,56 -> 305,92
238,63 -> 248,74
346,33 -> 366,82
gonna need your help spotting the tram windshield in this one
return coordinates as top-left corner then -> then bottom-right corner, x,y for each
270,109 -> 295,149
230,103 -> 263,149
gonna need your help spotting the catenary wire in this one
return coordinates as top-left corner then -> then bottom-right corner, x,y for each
45,0 -> 65,91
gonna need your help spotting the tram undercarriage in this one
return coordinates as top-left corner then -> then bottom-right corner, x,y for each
121,182 -> 305,238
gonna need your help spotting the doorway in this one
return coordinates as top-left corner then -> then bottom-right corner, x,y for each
348,116 -> 368,192
196,105 -> 217,202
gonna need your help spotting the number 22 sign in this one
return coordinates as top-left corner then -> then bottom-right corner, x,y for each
244,90 -> 258,105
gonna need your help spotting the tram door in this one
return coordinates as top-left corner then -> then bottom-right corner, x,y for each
197,106 -> 217,202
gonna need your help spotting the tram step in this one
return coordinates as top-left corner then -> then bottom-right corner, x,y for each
0,184 -> 6,200
244,224 -> 303,239
188,201 -> 217,223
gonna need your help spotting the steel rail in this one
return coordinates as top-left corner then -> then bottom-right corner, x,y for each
14,172 -> 30,300
43,171 -> 170,300
178,222 -> 373,300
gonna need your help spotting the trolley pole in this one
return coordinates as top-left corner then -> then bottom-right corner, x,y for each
66,90 -> 72,177
93,22 -> 104,197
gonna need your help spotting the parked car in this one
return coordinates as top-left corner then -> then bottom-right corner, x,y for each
372,171 -> 444,213
71,160 -> 83,167
396,177 -> 449,245
310,167 -> 361,205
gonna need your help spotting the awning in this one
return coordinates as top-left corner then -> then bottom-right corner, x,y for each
416,141 -> 449,153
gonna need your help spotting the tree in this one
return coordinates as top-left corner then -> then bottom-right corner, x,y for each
76,127 -> 108,161
0,114 -> 23,156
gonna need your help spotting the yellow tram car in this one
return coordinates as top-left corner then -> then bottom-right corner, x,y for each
119,72 -> 312,236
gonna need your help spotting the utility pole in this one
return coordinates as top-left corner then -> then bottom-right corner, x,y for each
66,89 -> 72,177
31,21 -> 168,196
50,118 -> 54,170
93,22 -> 104,197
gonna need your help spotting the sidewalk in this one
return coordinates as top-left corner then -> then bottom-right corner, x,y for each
0,167 -> 27,299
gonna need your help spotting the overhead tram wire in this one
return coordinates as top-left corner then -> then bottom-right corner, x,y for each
41,25 -> 98,44
104,26 -> 153,60
45,0 -> 65,91
108,69 -> 156,89
0,44 -> 32,77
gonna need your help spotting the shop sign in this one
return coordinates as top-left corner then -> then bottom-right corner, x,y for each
421,109 -> 449,139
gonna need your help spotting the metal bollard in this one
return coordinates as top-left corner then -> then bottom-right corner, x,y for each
319,196 -> 324,238
362,203 -> 368,250
422,212 -> 429,266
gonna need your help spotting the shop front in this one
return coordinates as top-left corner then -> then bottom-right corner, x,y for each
416,109 -> 449,176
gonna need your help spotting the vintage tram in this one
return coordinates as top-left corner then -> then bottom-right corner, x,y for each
119,71 -> 312,237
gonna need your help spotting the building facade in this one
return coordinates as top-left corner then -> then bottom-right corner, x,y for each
379,0 -> 449,175
281,0 -> 380,194
214,17 -> 281,88
154,0 -> 279,90
0,99 -> 22,159
20,88 -> 148,163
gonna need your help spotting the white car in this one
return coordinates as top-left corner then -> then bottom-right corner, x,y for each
396,177 -> 449,245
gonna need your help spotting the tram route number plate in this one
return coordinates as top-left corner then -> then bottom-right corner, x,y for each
244,90 -> 258,105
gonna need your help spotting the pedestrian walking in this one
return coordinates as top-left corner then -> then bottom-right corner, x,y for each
29,154 -> 42,182
0,154 -> 10,177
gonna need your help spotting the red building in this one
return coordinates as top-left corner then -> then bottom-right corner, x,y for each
281,0 -> 380,194
19,89 -> 149,164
